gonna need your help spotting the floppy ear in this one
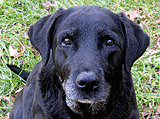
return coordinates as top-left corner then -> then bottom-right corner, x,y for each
28,8 -> 64,65
118,13 -> 150,72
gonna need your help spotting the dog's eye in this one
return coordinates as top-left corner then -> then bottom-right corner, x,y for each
106,39 -> 114,46
62,38 -> 72,46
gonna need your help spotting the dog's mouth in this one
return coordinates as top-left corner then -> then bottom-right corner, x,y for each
66,96 -> 109,115
65,90 -> 110,115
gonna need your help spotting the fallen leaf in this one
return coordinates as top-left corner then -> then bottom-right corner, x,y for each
9,44 -> 25,58
156,106 -> 160,116
46,11 -> 50,15
124,11 -> 140,21
10,87 -> 24,101
42,1 -> 54,11
124,9 -> 150,22
140,15 -> 147,19
14,87 -> 23,95
9,45 -> 19,57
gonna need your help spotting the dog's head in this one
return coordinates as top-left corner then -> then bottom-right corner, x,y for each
28,6 -> 149,116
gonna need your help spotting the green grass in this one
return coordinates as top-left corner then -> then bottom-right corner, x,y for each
0,0 -> 159,118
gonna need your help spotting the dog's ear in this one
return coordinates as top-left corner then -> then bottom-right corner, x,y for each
28,8 -> 64,65
118,13 -> 150,72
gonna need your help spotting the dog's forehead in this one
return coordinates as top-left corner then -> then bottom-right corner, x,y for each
60,9 -> 118,31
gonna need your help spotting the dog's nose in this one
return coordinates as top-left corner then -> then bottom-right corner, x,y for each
76,71 -> 100,91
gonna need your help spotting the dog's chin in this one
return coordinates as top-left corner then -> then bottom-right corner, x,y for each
66,96 -> 108,116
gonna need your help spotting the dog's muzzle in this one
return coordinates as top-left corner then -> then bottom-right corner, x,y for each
62,71 -> 111,115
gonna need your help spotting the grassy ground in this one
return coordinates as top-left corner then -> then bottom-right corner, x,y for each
0,0 -> 159,118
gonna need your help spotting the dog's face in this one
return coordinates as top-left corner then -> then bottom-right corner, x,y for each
28,5 -> 149,117
53,9 -> 124,115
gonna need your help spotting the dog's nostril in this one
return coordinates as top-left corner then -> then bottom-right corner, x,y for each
76,71 -> 100,91
77,80 -> 99,88
78,80 -> 86,88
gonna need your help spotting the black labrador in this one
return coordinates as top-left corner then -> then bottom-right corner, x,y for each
9,5 -> 150,119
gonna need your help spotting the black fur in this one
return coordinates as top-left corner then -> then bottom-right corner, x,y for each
9,6 -> 150,119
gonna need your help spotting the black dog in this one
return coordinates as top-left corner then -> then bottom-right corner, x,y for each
9,6 -> 150,119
